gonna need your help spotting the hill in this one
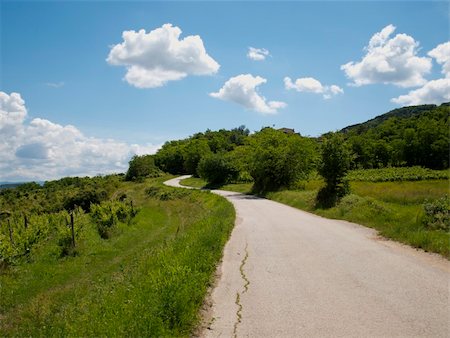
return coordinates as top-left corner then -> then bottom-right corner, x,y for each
341,102 -> 449,134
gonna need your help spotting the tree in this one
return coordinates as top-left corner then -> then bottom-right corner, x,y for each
154,141 -> 186,174
125,155 -> 161,181
248,128 -> 316,193
197,153 -> 239,185
182,139 -> 212,176
317,133 -> 353,207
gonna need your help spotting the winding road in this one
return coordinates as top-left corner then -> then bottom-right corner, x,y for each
164,176 -> 450,337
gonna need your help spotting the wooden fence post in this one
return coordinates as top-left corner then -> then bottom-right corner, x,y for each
24,214 -> 28,229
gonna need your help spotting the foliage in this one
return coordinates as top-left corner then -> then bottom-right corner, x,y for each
125,155 -> 162,181
344,104 -> 449,169
154,140 -> 187,174
182,138 -> 212,176
317,133 -> 353,207
197,153 -> 239,185
248,128 -> 316,193
90,200 -> 136,238
422,196 -> 449,231
347,166 -> 449,182
0,177 -> 235,337
63,188 -> 106,212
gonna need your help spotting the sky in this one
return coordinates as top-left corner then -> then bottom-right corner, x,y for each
1,0 -> 449,182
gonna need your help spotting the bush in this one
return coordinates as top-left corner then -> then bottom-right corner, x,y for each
422,196 -> 449,231
126,155 -> 162,181
317,133 -> 353,207
197,153 -> 239,185
249,128 -> 316,193
90,201 -> 136,238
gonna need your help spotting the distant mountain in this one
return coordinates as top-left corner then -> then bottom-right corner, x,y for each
340,102 -> 449,134
0,181 -> 45,190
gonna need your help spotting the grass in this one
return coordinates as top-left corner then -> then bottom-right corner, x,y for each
0,176 -> 235,336
180,176 -> 449,258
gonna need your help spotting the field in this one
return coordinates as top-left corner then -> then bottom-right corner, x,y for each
180,168 -> 449,258
0,176 -> 235,336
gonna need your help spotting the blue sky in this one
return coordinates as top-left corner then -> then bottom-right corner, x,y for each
1,1 -> 449,181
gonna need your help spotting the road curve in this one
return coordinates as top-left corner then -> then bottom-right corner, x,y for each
165,176 -> 450,337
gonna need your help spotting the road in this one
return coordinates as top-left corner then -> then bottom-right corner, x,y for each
164,176 -> 450,337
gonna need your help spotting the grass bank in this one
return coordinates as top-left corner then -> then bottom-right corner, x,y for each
0,177 -> 235,336
180,176 -> 449,258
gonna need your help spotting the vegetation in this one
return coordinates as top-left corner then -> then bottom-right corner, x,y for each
180,171 -> 449,258
197,153 -> 239,185
316,133 -> 352,207
344,104 -> 449,169
0,176 -> 235,336
125,154 -> 162,181
347,166 -> 449,182
248,128 -> 316,193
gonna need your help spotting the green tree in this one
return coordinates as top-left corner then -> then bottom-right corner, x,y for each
248,128 -> 316,193
197,153 -> 239,185
154,141 -> 186,174
125,155 -> 161,181
317,133 -> 353,207
182,139 -> 212,176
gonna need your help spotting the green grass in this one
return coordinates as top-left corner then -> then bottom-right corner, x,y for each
0,177 -> 235,336
180,177 -> 252,194
180,176 -> 449,258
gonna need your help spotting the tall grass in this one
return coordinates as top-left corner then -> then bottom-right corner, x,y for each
0,177 -> 235,336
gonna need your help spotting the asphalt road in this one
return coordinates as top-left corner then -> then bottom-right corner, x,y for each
164,176 -> 450,337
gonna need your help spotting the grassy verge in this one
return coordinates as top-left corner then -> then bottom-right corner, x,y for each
180,177 -> 449,258
0,176 -> 235,336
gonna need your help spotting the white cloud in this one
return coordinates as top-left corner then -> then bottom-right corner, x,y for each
284,76 -> 343,99
0,92 -> 161,181
391,78 -> 450,105
247,47 -> 270,61
106,23 -> 220,88
210,74 -> 286,114
341,24 -> 432,88
428,41 -> 450,78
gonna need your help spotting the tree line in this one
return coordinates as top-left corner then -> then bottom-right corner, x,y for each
126,104 -> 449,201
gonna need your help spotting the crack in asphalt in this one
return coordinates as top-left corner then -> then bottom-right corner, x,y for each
233,243 -> 249,338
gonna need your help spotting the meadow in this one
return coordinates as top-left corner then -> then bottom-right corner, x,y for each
181,167 -> 449,258
0,176 -> 234,336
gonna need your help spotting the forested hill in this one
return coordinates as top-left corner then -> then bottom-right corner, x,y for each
341,103 -> 449,169
341,102 -> 449,134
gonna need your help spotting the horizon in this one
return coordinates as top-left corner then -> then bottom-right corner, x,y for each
1,1 -> 449,182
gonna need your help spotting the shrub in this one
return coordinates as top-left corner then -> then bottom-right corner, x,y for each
126,155 -> 162,181
317,133 -> 353,207
197,153 -> 239,185
422,196 -> 449,231
248,128 -> 316,193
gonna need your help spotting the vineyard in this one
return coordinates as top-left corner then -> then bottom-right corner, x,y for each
0,175 -> 136,268
346,166 -> 449,182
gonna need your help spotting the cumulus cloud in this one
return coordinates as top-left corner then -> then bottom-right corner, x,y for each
247,47 -> 270,61
428,41 -> 450,78
391,78 -> 450,105
341,24 -> 432,88
284,76 -> 343,99
210,74 -> 286,114
391,41 -> 450,106
0,92 -> 161,181
106,23 -> 220,88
